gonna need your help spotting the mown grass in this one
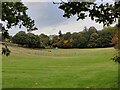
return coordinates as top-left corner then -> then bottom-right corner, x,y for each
0,44 -> 2,89
2,45 -> 118,88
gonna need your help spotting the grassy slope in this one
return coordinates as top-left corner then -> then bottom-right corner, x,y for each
2,45 -> 118,88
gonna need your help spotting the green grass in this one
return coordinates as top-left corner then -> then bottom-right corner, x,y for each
0,45 -> 2,89
2,45 -> 118,88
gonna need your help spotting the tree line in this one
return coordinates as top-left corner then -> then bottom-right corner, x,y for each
5,26 -> 117,49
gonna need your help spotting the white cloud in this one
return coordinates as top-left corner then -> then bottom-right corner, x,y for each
8,1 -> 117,36
32,16 -> 104,35
22,0 -> 63,2
22,0 -> 51,2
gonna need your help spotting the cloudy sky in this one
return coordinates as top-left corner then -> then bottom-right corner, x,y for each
8,0 -> 116,36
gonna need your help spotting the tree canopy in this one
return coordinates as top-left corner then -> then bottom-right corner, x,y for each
58,1 -> 120,26
1,0 -> 120,59
1,1 -> 38,56
11,26 -> 116,49
2,2 -> 37,31
56,1 -> 120,63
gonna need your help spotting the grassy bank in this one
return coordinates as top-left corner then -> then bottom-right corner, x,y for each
2,46 -> 118,88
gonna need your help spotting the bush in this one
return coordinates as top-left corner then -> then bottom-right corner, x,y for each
12,31 -> 40,48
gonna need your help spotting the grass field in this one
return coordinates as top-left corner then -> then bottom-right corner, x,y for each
2,45 -> 118,88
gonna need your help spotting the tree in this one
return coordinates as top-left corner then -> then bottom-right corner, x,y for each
83,26 -> 88,33
26,33 -> 40,48
50,35 -> 59,48
112,33 -> 118,49
1,1 -> 37,56
70,32 -> 88,48
58,1 -> 120,26
12,31 -> 40,48
62,32 -> 71,40
1,28 -> 10,41
2,2 -> 37,31
97,27 -> 116,47
58,30 -> 62,37
39,34 -> 50,48
78,36 -> 88,48
57,39 -> 72,48
88,26 -> 97,35
12,31 -> 28,46
57,1 -> 120,63
87,33 -> 99,47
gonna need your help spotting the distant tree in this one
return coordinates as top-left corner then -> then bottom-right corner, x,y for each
73,36 -> 88,48
50,35 -> 59,48
102,26 -> 117,35
71,32 -> 87,48
62,32 -> 71,40
58,30 -> 62,37
39,34 -> 50,48
88,26 -> 97,35
57,39 -> 64,48
12,31 -> 28,46
87,33 -> 99,47
97,28 -> 115,47
26,33 -> 40,48
12,31 -> 40,48
57,1 -> 120,63
71,33 -> 79,48
71,32 -> 78,39
83,26 -> 88,33
57,39 -> 71,48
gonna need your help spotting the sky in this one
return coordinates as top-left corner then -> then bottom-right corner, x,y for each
8,0 -> 116,36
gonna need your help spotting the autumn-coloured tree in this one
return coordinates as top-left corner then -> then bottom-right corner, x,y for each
57,0 -> 120,63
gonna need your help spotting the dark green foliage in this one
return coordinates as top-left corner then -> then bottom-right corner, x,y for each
58,30 -> 62,37
117,18 -> 120,27
57,1 -> 120,63
39,34 -> 50,48
2,2 -> 37,31
1,27 -> 10,41
98,30 -> 113,47
49,26 -> 116,48
58,2 -> 92,20
58,1 -> 120,26
12,31 -> 28,45
2,44 -> 11,56
1,2 -> 38,56
88,26 -> 97,35
12,27 -> 116,49
112,55 -> 120,63
87,33 -> 99,47
70,32 -> 87,48
74,36 -> 88,48
2,2 -> 38,42
50,35 -> 59,48
62,32 -> 71,40
27,33 -> 40,48
12,31 -> 40,48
